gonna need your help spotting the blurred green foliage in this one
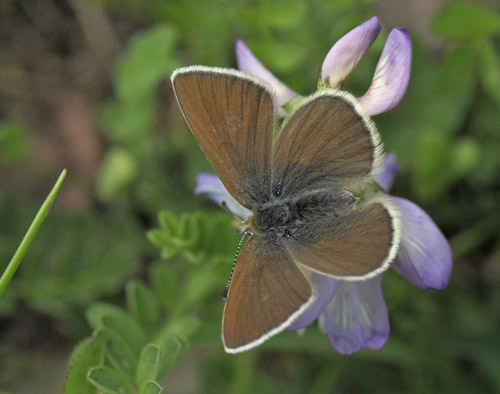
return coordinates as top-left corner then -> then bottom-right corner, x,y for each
1,0 -> 500,393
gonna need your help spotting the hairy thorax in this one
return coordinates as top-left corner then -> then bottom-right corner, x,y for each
247,189 -> 356,244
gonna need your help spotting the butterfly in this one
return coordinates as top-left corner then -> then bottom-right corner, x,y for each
171,66 -> 400,353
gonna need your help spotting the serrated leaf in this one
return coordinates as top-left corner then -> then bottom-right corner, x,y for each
86,303 -> 146,354
136,344 -> 161,387
87,366 -> 135,394
98,327 -> 137,376
127,280 -> 161,331
141,381 -> 163,394
151,263 -> 178,310
433,2 -> 500,39
65,335 -> 105,394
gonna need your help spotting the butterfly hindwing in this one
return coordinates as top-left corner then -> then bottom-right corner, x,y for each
285,199 -> 400,280
222,237 -> 314,353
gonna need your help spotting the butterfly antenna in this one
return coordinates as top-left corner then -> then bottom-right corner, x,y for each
223,231 -> 247,300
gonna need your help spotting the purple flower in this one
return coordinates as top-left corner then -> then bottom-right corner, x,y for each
195,155 -> 452,354
236,17 -> 412,116
194,18 -> 450,354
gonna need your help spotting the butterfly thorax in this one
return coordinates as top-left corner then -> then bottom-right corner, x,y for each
248,188 -> 357,243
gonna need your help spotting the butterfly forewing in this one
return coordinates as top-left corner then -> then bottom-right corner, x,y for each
287,199 -> 400,280
222,238 -> 314,353
171,67 -> 275,207
272,91 -> 381,196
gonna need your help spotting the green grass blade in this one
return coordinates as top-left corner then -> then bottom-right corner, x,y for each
0,169 -> 66,296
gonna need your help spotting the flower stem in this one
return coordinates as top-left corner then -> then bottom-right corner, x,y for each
0,169 -> 66,296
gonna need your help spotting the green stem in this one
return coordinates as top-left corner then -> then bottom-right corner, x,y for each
0,169 -> 67,296
229,351 -> 257,394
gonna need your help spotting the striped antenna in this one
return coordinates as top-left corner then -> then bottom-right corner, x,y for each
222,231 -> 248,300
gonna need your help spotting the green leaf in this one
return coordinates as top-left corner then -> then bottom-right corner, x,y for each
141,381 -> 163,394
433,2 -> 500,39
99,97 -> 155,146
158,210 -> 180,236
151,263 -> 178,310
87,366 -> 135,394
98,327 -> 138,376
95,148 -> 138,202
86,303 -> 146,355
65,334 -> 105,394
115,24 -> 179,102
136,344 -> 161,388
152,316 -> 199,378
156,336 -> 187,378
433,46 -> 477,134
177,268 -> 218,315
126,280 -> 161,331
477,40 -> 500,107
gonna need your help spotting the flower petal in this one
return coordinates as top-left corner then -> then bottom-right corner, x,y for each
358,28 -> 412,116
195,173 -> 251,220
391,197 -> 452,290
235,40 -> 297,106
373,153 -> 400,192
285,271 -> 338,331
322,275 -> 389,355
321,16 -> 381,88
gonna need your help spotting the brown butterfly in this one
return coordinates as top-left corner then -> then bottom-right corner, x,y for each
171,66 -> 400,353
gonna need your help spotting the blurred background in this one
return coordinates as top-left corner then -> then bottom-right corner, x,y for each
1,0 -> 500,393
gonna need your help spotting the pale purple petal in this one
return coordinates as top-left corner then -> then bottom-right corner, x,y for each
358,28 -> 412,116
391,197 -> 452,290
235,40 -> 297,106
195,173 -> 251,220
373,153 -> 400,192
322,276 -> 389,355
285,272 -> 339,331
321,16 -> 381,88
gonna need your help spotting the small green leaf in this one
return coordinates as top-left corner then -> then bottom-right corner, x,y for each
126,280 -> 161,331
99,97 -> 155,146
98,327 -> 137,376
115,24 -> 179,102
151,263 -> 178,310
86,303 -> 146,354
141,381 -> 163,394
433,2 -> 500,39
158,211 -> 180,236
95,148 -> 138,202
87,366 -> 135,394
156,336 -> 186,378
65,334 -> 105,394
177,268 -> 218,315
450,137 -> 481,177
136,344 -> 161,388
